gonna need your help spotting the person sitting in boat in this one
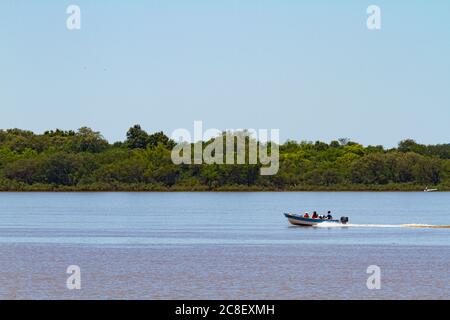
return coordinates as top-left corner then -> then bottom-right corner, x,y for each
312,211 -> 318,219
326,211 -> 333,220
303,212 -> 310,218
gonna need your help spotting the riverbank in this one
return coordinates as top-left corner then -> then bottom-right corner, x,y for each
0,182 -> 447,192
1,129 -> 449,194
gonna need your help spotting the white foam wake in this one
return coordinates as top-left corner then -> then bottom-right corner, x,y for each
313,222 -> 450,229
313,222 -> 400,228
401,224 -> 450,229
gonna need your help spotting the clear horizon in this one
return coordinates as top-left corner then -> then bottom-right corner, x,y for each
1,1 -> 449,147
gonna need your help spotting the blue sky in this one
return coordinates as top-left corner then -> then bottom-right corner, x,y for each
1,0 -> 449,146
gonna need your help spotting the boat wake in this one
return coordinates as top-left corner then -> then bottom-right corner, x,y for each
313,222 -> 450,229
401,224 -> 450,229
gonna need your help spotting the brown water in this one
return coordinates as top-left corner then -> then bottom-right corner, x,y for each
0,244 -> 448,299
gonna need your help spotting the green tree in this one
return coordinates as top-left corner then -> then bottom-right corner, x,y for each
148,131 -> 175,149
44,153 -> 82,185
72,127 -> 109,153
126,125 -> 150,149
4,158 -> 46,184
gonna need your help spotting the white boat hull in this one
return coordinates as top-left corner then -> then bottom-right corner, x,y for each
284,213 -> 344,226
287,217 -> 319,226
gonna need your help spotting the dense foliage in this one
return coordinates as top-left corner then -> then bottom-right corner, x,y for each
0,127 -> 448,191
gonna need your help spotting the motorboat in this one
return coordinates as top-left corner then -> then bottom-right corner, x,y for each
284,213 -> 349,226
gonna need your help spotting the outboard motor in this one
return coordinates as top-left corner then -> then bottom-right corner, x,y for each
340,216 -> 349,224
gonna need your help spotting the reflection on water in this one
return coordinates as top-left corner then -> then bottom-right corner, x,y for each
0,192 -> 449,299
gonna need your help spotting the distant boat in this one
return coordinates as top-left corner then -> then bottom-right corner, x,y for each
424,186 -> 438,192
284,213 -> 349,226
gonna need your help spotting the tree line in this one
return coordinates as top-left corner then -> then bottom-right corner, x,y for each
0,126 -> 448,191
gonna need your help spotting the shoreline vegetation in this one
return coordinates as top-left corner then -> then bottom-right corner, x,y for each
0,126 -> 449,192
0,183 -> 447,192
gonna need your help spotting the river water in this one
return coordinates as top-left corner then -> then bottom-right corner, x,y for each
0,192 -> 448,299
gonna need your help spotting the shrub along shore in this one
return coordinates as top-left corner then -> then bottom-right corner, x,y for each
0,126 -> 448,192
